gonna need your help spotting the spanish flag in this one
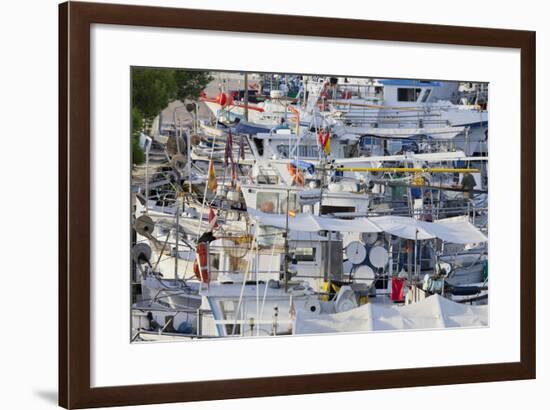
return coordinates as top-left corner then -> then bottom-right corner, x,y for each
323,130 -> 331,155
317,129 -> 331,155
207,160 -> 217,192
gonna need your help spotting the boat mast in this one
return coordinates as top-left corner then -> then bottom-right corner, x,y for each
284,188 -> 290,292
244,72 -> 249,122
174,197 -> 180,282
144,137 -> 150,213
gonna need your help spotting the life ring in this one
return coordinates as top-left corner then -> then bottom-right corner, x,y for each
193,242 -> 209,283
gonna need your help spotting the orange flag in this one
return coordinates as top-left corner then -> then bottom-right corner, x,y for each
207,160 -> 217,192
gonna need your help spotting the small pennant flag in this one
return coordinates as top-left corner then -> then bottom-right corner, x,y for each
208,206 -> 219,228
207,160 -> 217,192
224,130 -> 233,166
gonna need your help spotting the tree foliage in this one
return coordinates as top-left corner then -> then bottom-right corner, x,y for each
174,70 -> 212,102
131,68 -> 211,164
132,68 -> 211,124
131,107 -> 144,164
132,68 -> 177,123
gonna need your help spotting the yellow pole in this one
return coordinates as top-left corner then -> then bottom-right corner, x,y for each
335,167 -> 480,173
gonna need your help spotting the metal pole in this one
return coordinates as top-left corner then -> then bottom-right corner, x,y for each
195,104 -> 198,134
465,127 -> 470,156
244,73 -> 249,122
414,229 -> 418,302
284,189 -> 290,292
172,109 -> 177,138
186,129 -> 192,193
327,231 -> 332,300
145,141 -> 149,213
174,200 -> 180,282
304,77 -> 308,108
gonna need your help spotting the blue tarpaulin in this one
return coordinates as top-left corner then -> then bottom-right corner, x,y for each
290,159 -> 315,175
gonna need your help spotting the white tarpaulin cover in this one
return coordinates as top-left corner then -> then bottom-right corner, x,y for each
294,294 -> 488,334
370,215 -> 435,240
332,151 -> 467,166
338,125 -> 466,140
370,215 -> 487,244
248,209 -> 382,233
249,210 -> 487,244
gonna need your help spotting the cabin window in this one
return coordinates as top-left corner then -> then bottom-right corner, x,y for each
277,145 -> 289,158
320,205 -> 356,216
397,87 -> 422,102
257,192 -> 300,214
253,137 -> 264,156
421,88 -> 432,103
257,192 -> 279,214
295,145 -> 318,158
280,144 -> 319,159
294,247 -> 316,262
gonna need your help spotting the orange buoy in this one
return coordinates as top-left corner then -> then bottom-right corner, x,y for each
216,92 -> 233,108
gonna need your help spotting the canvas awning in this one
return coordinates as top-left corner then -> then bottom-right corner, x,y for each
371,215 -> 487,244
248,209 -> 381,233
337,125 -> 466,140
294,294 -> 488,334
249,210 -> 487,244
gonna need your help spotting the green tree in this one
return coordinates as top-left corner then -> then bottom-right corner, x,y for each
173,70 -> 212,101
131,68 -> 177,164
131,68 -> 211,164
132,68 -> 177,126
131,107 -> 144,164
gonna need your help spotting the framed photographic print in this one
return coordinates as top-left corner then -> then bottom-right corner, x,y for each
59,1 -> 536,408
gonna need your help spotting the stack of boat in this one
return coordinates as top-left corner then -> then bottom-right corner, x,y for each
131,75 -> 489,341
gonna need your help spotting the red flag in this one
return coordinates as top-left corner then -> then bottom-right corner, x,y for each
208,206 -> 218,228
224,130 -> 233,166
391,278 -> 405,302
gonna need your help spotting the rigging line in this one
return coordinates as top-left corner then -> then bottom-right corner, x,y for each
152,233 -> 171,272
230,226 -> 259,336
258,237 -> 277,333
194,123 -> 219,243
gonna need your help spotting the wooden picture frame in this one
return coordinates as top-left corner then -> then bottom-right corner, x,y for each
59,1 -> 536,408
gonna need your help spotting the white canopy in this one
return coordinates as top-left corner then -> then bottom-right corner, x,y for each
337,125 -> 466,140
248,209 -> 382,233
332,151 -> 467,166
249,210 -> 487,244
294,294 -> 488,334
371,215 -> 487,244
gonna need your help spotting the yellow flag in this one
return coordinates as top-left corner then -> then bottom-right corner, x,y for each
207,161 -> 217,192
